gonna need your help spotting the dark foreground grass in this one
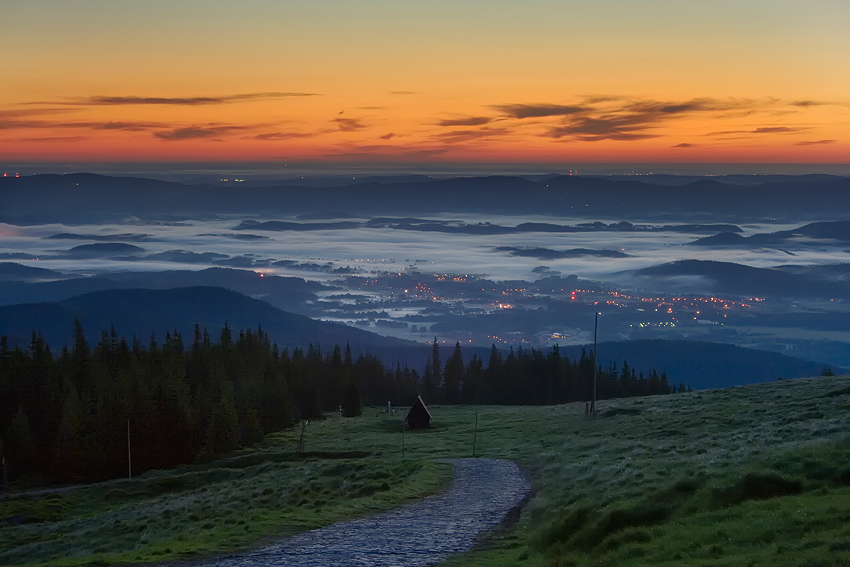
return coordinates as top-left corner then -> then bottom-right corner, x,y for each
0,453 -> 450,567
2,374 -> 849,566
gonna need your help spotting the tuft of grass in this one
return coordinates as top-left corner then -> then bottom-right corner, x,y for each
711,471 -> 803,507
0,493 -> 68,524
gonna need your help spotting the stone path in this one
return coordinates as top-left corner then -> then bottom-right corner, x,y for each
187,458 -> 529,567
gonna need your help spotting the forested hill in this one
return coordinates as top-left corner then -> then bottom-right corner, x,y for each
0,321 -> 673,485
0,286 -> 836,390
0,266 -> 320,314
560,340 -> 837,391
2,173 -> 849,223
0,286 -> 411,352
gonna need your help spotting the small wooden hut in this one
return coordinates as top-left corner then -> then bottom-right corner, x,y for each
405,395 -> 433,429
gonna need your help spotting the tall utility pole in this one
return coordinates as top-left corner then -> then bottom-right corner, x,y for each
591,311 -> 599,418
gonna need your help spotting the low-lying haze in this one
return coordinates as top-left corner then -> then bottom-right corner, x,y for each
0,215 -> 836,282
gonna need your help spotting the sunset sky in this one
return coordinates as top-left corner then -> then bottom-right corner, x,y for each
2,0 -> 848,164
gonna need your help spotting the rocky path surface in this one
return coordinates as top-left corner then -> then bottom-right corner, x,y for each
186,458 -> 529,567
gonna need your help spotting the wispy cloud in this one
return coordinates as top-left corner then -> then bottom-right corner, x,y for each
0,108 -> 79,119
0,119 -> 43,130
795,139 -> 837,146
27,92 -> 317,106
581,95 -> 624,104
251,131 -> 315,141
493,96 -> 785,142
624,97 -> 764,114
437,116 -> 492,127
435,127 -> 510,143
332,117 -> 366,132
0,118 -> 167,131
493,103 -> 588,119
548,116 -> 659,141
16,135 -> 88,143
154,125 -> 251,140
101,121 -> 159,130
390,91 -> 417,95
673,143 -> 696,148
752,126 -> 803,134
706,126 -> 808,136
380,132 -> 396,140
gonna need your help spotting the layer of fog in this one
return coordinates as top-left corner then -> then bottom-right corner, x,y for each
2,214 -> 848,287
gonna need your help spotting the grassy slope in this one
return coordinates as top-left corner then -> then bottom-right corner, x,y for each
440,376 -> 850,567
0,446 -> 451,566
2,376 -> 849,566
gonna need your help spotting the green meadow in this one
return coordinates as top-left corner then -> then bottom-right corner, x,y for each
2,375 -> 849,567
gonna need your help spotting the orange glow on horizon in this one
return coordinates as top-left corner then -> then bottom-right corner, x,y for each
2,1 -> 848,165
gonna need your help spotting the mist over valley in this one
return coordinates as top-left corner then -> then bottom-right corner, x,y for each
2,172 -> 849,376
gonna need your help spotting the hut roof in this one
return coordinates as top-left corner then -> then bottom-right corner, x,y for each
407,395 -> 433,420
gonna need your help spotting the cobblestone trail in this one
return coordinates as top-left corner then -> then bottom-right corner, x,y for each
192,458 -> 529,567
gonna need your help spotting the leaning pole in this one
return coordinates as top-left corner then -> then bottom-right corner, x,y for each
592,311 -> 598,418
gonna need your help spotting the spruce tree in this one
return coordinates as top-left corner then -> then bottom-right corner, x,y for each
341,376 -> 362,417
442,342 -> 463,403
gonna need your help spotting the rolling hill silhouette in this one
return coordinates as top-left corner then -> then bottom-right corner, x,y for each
690,221 -> 850,248
0,286 -> 412,353
634,259 -> 850,299
0,287 -> 837,388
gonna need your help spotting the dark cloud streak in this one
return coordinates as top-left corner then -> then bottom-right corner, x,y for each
437,116 -> 492,127
706,126 -> 807,136
493,103 -> 588,119
154,125 -> 252,141
548,115 -> 659,141
435,127 -> 509,143
252,131 -> 315,141
332,118 -> 366,132
26,92 -> 317,107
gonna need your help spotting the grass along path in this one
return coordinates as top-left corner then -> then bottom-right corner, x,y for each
0,450 -> 451,567
153,459 -> 528,567
2,375 -> 850,566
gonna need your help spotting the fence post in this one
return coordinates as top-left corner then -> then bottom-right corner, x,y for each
472,410 -> 478,457
297,420 -> 309,452
127,419 -> 132,479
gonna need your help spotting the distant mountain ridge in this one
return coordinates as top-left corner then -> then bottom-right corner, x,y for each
2,173 -> 850,224
0,262 -> 68,281
690,220 -> 850,248
559,339 -> 837,390
633,259 -> 850,299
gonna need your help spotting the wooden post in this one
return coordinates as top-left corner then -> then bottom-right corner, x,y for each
1,455 -> 7,495
591,311 -> 599,418
401,421 -> 405,457
472,410 -> 478,457
297,420 -> 309,452
127,419 -> 132,479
